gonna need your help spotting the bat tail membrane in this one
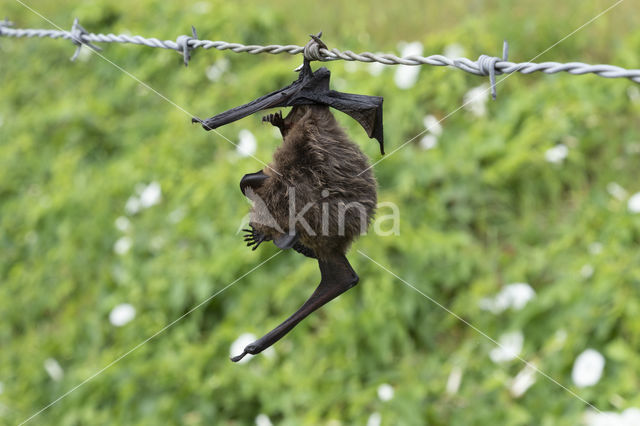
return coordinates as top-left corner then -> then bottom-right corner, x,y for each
230,254 -> 359,362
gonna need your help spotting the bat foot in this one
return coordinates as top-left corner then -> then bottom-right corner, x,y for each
262,111 -> 285,133
243,226 -> 267,250
230,351 -> 247,362
230,350 -> 250,362
230,343 -> 261,362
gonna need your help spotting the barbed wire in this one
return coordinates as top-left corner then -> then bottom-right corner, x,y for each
2,17 -> 639,98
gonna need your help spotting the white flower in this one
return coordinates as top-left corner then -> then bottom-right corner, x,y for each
580,264 -> 594,279
463,84 -> 489,117
109,303 -> 136,327
206,58 -> 230,82
255,414 -> 273,426
584,408 -> 640,426
572,348 -> 605,387
366,412 -> 382,426
501,283 -> 535,310
479,283 -> 536,314
394,42 -> 423,89
125,196 -> 141,215
446,365 -> 463,395
489,331 -> 523,363
237,130 -> 257,157
139,182 -> 162,208
44,358 -> 64,381
628,192 -> 640,213
423,114 -> 443,136
419,134 -> 438,150
443,43 -> 465,59
114,236 -> 132,255
115,216 -> 131,232
606,182 -> 628,201
622,409 -> 640,425
125,183 -> 161,214
509,363 -> 537,398
377,383 -> 394,401
545,144 -> 569,164
583,411 -> 619,426
588,242 -> 603,255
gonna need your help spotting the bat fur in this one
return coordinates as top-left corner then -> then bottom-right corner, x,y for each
248,105 -> 377,259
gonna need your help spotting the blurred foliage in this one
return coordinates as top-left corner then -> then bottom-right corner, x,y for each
1,0 -> 640,425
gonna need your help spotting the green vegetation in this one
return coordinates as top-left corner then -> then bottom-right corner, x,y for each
1,0 -> 639,424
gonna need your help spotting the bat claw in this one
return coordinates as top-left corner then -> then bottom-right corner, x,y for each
262,111 -> 285,134
230,343 -> 261,362
230,350 -> 248,362
243,225 -> 266,250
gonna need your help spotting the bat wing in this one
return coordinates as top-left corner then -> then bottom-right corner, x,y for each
194,60 -> 385,154
230,254 -> 359,362
321,90 -> 384,154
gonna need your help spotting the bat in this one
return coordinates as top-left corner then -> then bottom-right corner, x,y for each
193,57 -> 383,362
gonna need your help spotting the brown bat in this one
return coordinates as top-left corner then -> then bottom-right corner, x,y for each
193,57 -> 383,362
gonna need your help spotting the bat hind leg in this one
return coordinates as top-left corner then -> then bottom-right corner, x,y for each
230,254 -> 358,362
292,241 -> 316,259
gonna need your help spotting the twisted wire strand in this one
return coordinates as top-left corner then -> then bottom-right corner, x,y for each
1,21 -> 639,85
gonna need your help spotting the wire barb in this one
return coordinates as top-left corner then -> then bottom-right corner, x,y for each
1,19 -> 639,86
176,25 -> 198,67
69,17 -> 102,62
0,17 -> 13,29
303,31 -> 327,62
476,40 -> 509,100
